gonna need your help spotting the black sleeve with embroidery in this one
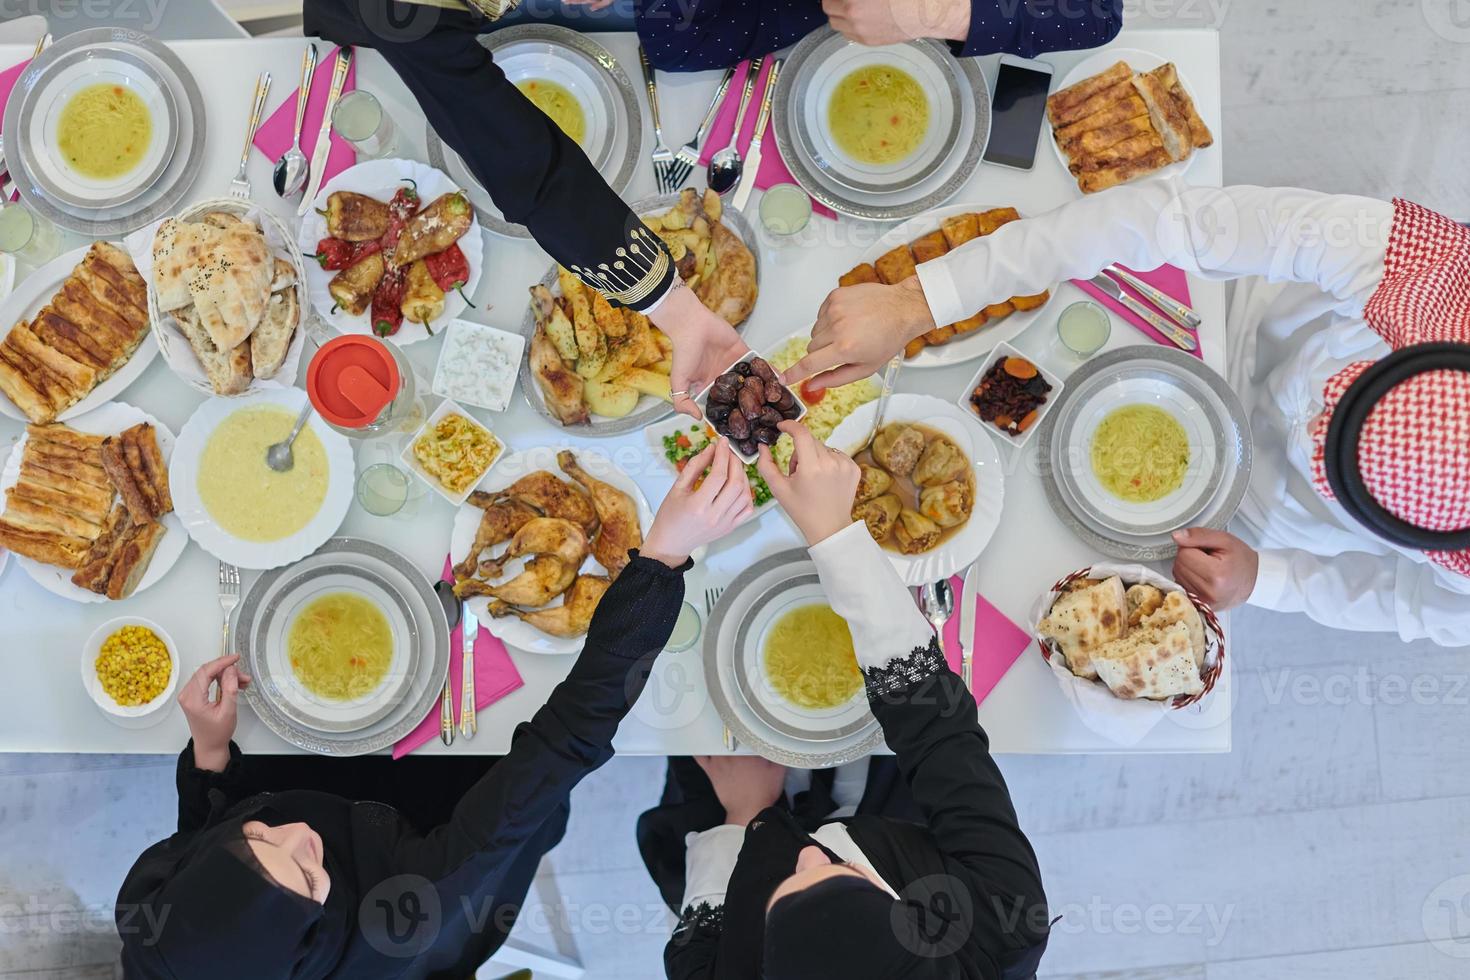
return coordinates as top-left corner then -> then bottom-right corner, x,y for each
864,637 -> 1049,946
174,740 -> 249,833
665,901 -> 723,979
304,0 -> 675,310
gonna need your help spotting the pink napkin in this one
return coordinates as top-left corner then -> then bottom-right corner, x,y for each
392,557 -> 525,758
1072,263 -> 1200,358
934,574 -> 1031,707
0,58 -> 33,202
252,46 -> 358,192
698,60 -> 836,220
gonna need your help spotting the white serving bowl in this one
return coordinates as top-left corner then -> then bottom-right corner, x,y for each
81,617 -> 180,726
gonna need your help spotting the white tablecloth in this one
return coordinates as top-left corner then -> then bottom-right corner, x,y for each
0,29 -> 1232,755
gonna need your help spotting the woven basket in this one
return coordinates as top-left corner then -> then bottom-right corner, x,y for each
148,198 -> 310,397
1036,565 -> 1226,709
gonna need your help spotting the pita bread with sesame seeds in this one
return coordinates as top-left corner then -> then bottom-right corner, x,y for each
1037,574 -> 1128,681
1091,621 -> 1204,700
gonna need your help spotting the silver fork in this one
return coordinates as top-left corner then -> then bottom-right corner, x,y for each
705,586 -> 736,751
215,562 -> 242,701
229,71 -> 272,201
669,65 -> 734,193
637,46 -> 677,193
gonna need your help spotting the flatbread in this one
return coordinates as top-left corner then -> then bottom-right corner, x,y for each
1038,575 -> 1128,680
1092,622 -> 1204,700
1141,590 -> 1207,670
151,219 -> 219,313
190,222 -> 273,351
1125,583 -> 1165,626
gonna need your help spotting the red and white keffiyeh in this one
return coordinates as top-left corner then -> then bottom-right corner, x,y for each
1310,198 -> 1470,577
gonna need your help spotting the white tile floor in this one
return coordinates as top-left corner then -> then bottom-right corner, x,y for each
4,3 -> 1470,978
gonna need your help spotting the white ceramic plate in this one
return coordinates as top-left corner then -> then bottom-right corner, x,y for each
169,388 -> 356,570
399,398 -> 506,507
640,415 -> 779,517
448,445 -> 654,654
1049,48 -> 1205,195
851,204 -> 1057,369
0,244 -> 158,423
0,402 -> 187,602
826,394 -> 1006,586
498,44 -> 614,169
297,158 -> 485,344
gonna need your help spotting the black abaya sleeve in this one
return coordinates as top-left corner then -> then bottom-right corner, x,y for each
303,0 -> 675,310
173,740 -> 249,833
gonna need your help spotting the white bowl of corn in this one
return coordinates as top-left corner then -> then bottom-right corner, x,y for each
82,618 -> 179,724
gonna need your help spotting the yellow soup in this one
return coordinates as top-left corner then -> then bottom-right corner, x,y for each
198,406 -> 329,542
288,592 -> 393,701
763,603 -> 862,710
57,83 -> 152,180
517,79 -> 586,146
1091,404 -> 1191,503
827,64 -> 929,166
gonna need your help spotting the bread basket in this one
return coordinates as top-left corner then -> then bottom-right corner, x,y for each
141,198 -> 311,397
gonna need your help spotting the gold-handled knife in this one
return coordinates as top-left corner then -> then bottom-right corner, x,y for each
959,561 -> 978,696
1104,264 -> 1202,329
1088,273 -> 1198,352
297,45 -> 352,217
731,58 -> 780,212
459,601 -> 477,738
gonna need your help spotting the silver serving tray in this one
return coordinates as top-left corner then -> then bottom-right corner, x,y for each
1037,346 -> 1254,561
515,192 -> 762,437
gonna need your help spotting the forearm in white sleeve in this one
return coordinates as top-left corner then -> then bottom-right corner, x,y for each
1250,548 -> 1470,646
807,521 -> 934,670
678,825 -> 746,913
915,176 -> 1393,327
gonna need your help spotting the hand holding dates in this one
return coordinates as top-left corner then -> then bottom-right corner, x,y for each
701,355 -> 805,460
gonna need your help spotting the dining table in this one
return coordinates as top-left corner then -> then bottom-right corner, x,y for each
0,27 -> 1232,757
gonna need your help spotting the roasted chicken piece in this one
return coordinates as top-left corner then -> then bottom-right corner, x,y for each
854,464 -> 893,504
918,480 -> 973,528
455,554 -> 576,606
894,508 -> 942,554
392,192 -> 474,267
488,574 -> 611,638
324,191 -> 391,241
454,499 -> 537,579
479,517 -> 589,578
853,493 -> 901,542
328,251 -> 384,316
494,470 -> 598,534
872,424 -> 925,477
913,437 -> 967,487
529,319 -> 589,427
695,220 -> 758,327
558,450 -> 641,579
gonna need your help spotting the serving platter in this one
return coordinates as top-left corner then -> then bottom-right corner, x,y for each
5,28 -> 207,235
851,204 -> 1058,369
427,25 -> 642,240
169,387 -> 356,570
1037,345 -> 1252,560
237,538 -> 450,756
0,243 -> 158,423
704,548 -> 884,767
296,158 -> 485,344
0,401 -> 187,602
772,28 -> 989,221
448,445 -> 655,655
516,192 -> 762,437
826,394 -> 1006,586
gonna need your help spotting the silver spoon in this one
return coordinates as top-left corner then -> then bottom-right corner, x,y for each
273,42 -> 317,200
849,353 -> 903,455
266,403 -> 314,472
433,580 -> 463,746
707,56 -> 763,196
917,579 -> 955,646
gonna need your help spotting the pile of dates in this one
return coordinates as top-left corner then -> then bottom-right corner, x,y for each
705,356 -> 802,456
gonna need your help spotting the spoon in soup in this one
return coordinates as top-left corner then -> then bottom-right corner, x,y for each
266,403 -> 315,473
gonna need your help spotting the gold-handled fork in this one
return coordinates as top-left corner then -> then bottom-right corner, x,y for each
213,562 -> 241,702
669,65 -> 734,193
637,45 -> 677,193
229,71 -> 272,201
705,586 -> 736,751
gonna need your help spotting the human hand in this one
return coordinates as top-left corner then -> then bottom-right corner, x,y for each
756,421 -> 860,546
1171,528 -> 1260,610
695,754 -> 788,827
822,0 -> 971,47
642,438 -> 756,567
780,279 -> 934,389
178,654 -> 251,772
649,283 -> 751,420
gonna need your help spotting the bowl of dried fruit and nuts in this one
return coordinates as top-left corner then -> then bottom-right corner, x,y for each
959,342 -> 1064,450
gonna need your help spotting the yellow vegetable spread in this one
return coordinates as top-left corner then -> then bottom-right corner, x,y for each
198,407 -> 329,542
57,83 -> 152,180
827,65 -> 929,166
96,625 -> 171,706
288,592 -> 393,701
412,413 -> 500,495
1090,404 -> 1191,502
517,79 -> 586,145
763,604 -> 862,709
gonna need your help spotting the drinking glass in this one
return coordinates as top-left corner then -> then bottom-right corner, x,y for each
1057,301 -> 1112,358
664,601 -> 702,653
332,90 -> 399,160
0,203 -> 60,267
758,184 -> 812,237
356,462 -> 412,517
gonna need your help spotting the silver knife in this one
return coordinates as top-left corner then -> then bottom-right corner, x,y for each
297,45 -> 352,217
1089,273 -> 1198,352
459,601 -> 478,738
1105,264 -> 1202,329
959,562 -> 978,695
732,58 -> 780,212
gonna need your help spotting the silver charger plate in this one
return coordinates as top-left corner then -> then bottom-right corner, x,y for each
772,28 -> 989,222
238,538 -> 449,756
515,192 -> 762,436
4,28 -> 206,235
705,549 -> 884,768
1037,346 -> 1253,561
426,25 -> 642,239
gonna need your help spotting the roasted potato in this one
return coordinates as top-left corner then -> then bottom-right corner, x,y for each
402,260 -> 445,326
594,332 -> 644,383
393,192 -> 474,266
329,251 -> 385,316
540,291 -> 579,362
324,191 -> 391,241
582,379 -> 639,417
591,288 -> 625,339
616,367 -> 672,402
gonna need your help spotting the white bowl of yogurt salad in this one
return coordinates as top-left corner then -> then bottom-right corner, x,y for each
431,319 -> 525,412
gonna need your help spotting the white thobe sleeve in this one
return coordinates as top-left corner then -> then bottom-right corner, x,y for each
914,176 -> 1393,327
1251,548 -> 1470,646
679,824 -> 746,914
807,520 -> 934,670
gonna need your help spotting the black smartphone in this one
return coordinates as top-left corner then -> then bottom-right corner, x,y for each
982,55 -> 1055,171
